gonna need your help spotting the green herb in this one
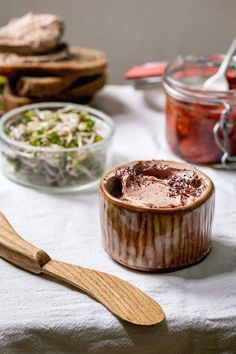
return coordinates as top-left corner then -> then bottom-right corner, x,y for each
22,111 -> 32,124
0,76 -> 6,94
6,106 -> 104,149
95,135 -> 103,142
29,139 -> 40,147
47,132 -> 61,145
84,119 -> 95,132
68,140 -> 78,148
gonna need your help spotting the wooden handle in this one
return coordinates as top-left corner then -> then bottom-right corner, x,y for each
0,212 -> 50,274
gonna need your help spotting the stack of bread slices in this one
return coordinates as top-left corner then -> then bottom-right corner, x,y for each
0,13 -> 107,111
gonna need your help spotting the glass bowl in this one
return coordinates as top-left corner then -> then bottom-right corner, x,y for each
0,102 -> 115,193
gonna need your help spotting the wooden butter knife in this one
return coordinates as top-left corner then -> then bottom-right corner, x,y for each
0,212 -> 164,326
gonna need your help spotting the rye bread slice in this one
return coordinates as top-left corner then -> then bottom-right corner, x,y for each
0,47 -> 107,76
14,70 -> 105,98
56,72 -> 106,100
2,84 -> 93,111
13,73 -> 106,99
2,73 -> 106,111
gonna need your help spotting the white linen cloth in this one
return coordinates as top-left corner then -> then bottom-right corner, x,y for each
0,85 -> 235,354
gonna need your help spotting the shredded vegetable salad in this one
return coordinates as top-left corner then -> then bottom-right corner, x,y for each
1,105 -> 112,190
6,105 -> 103,148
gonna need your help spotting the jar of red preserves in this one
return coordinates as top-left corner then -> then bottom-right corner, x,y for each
163,54 -> 236,167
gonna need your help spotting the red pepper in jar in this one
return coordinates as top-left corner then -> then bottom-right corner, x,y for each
163,55 -> 236,165
166,96 -> 223,164
226,70 -> 236,90
179,137 -> 221,164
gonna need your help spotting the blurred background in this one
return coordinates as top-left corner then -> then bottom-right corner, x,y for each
0,0 -> 235,84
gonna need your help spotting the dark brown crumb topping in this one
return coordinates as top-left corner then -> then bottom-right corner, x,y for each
167,172 -> 204,201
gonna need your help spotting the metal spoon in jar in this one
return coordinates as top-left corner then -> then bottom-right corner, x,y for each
203,36 -> 236,91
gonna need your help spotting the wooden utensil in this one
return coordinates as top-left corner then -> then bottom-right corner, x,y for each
0,212 -> 164,326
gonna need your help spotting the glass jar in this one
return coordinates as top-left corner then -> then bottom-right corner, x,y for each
162,54 -> 236,167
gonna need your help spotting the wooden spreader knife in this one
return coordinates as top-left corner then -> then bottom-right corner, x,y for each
0,212 -> 164,326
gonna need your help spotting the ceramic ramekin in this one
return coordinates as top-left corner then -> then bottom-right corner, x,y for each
99,160 -> 215,272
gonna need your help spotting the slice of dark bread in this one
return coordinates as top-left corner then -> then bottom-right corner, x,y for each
0,47 -> 107,76
14,69 -> 105,98
2,74 -> 106,111
56,72 -> 106,100
10,72 -> 106,99
2,84 -> 93,111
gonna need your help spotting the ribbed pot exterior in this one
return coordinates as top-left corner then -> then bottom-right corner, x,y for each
99,191 -> 215,271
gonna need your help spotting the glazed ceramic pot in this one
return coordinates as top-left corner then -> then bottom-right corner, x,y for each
99,160 -> 215,272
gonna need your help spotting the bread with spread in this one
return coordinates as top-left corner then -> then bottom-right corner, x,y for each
0,12 -> 107,111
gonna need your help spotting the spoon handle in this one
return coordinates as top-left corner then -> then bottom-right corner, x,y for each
0,212 -> 50,273
218,36 -> 236,75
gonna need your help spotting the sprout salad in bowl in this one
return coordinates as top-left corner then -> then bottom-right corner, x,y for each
0,102 -> 115,192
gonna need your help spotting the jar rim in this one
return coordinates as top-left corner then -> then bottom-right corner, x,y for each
162,54 -> 236,104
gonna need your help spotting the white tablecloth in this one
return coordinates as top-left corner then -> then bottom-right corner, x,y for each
0,85 -> 235,354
